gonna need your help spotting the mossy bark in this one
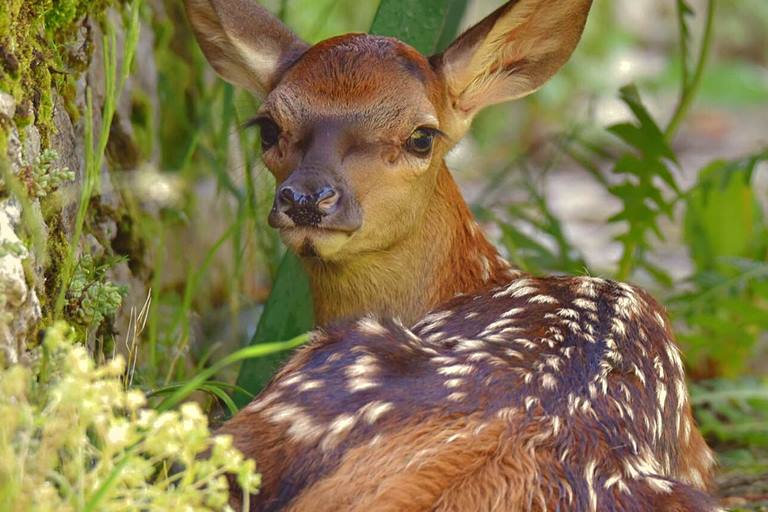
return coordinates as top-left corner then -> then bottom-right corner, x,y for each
0,1 -> 155,363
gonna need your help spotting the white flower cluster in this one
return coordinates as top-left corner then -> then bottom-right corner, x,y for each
0,322 -> 260,511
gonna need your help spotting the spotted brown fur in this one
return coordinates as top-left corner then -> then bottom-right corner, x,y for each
221,276 -> 718,511
185,0 -> 720,509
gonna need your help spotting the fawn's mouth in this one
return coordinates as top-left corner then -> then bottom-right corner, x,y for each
279,226 -> 355,259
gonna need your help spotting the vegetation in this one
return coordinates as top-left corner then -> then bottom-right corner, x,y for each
0,0 -> 766,509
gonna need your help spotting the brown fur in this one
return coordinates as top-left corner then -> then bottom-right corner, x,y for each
285,414 -> 718,512
305,164 -> 515,325
220,277 -> 720,511
185,1 -> 720,510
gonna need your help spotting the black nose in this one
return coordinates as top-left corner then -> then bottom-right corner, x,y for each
276,184 -> 339,226
278,185 -> 338,210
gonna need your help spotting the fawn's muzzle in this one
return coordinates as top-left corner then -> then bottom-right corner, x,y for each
275,182 -> 339,227
269,171 -> 362,234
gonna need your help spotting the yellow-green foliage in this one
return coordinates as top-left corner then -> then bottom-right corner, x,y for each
0,322 -> 260,511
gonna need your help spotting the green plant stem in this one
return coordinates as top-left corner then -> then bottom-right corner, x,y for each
157,332 -> 309,412
676,0 -> 691,89
665,0 -> 716,140
54,1 -> 142,316
163,222 -> 237,384
616,243 -> 636,282
82,448 -> 133,512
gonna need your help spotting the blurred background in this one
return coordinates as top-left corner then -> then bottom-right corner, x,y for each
1,0 -> 766,508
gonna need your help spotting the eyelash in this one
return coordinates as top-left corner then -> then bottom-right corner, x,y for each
248,116 -> 281,150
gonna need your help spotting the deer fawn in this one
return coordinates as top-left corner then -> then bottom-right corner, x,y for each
186,0 -> 721,510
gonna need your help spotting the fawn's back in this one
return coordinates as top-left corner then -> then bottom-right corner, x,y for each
221,275 -> 717,511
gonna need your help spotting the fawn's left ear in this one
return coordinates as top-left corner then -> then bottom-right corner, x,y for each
432,0 -> 592,134
185,0 -> 309,96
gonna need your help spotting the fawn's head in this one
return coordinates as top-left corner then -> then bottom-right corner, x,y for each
186,0 -> 592,261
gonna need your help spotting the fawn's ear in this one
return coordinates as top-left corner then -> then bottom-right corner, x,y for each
185,0 -> 309,95
433,0 -> 592,132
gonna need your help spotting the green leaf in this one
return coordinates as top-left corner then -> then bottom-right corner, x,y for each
234,251 -> 314,408
684,151 -> 768,274
370,0 -> 469,54
608,86 -> 677,164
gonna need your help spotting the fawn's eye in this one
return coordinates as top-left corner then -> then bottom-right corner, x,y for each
405,127 -> 438,157
252,117 -> 280,150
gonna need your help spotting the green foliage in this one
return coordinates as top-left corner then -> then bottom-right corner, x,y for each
0,322 -> 260,511
370,0 -> 468,54
54,0 -> 142,318
4,0 -> 766,503
692,378 -> 768,449
599,84 -> 681,282
18,149 -> 75,199
478,148 -> 588,276
0,0 -> 114,145
66,254 -> 127,327
234,252 -> 313,407
0,239 -> 26,258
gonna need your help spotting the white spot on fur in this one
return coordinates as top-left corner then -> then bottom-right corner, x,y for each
298,380 -> 323,392
438,364 -> 474,376
360,401 -> 394,424
267,403 -> 324,443
348,378 -> 379,392
604,474 -> 630,495
357,317 -> 388,336
529,294 -> 559,304
467,351 -> 491,362
455,338 -> 485,352
444,378 -> 463,388
447,392 -> 467,402
573,298 -> 597,311
632,363 -> 647,386
245,391 -> 281,413
346,355 -> 378,378
280,374 -> 304,387
541,373 -> 558,390
585,459 -> 598,512
496,407 -> 517,421
557,308 -> 580,320
415,310 -> 453,332
494,278 -> 538,299
575,277 -> 601,298
513,338 -> 536,349
501,307 -> 524,319
321,413 -> 357,451
646,476 -> 673,494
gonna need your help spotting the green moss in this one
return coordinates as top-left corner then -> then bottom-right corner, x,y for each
0,0 -> 115,145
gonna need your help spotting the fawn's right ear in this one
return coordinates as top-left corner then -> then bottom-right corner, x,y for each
185,0 -> 308,96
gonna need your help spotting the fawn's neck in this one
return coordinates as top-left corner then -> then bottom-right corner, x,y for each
303,163 -> 517,326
